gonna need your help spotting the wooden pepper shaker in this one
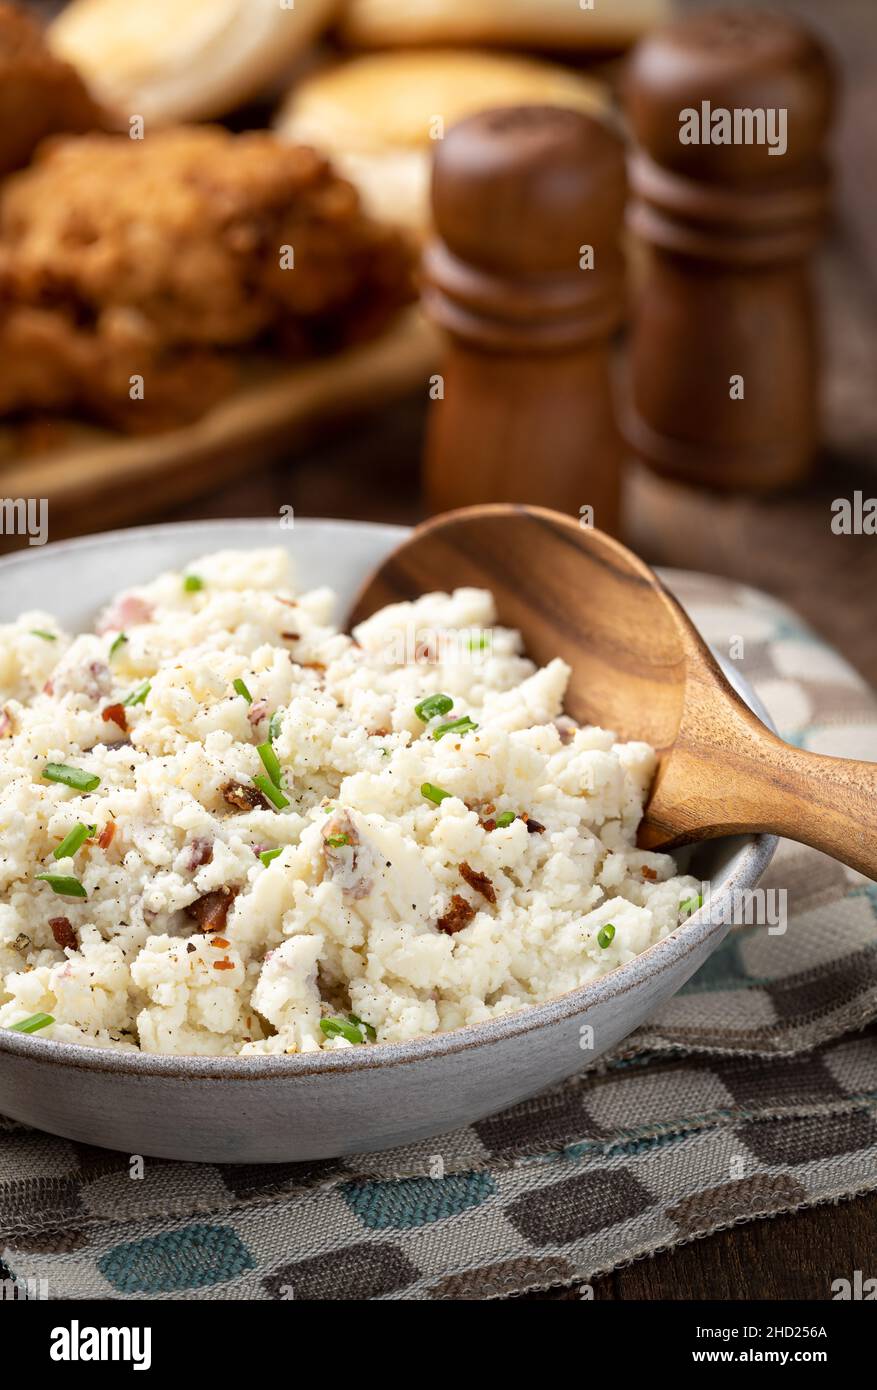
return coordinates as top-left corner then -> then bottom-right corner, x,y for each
422,105 -> 626,534
623,8 -> 836,491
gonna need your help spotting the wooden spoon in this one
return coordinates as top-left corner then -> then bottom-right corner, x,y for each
348,503 -> 877,880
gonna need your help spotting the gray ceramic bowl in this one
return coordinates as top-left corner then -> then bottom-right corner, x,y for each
0,520 -> 776,1161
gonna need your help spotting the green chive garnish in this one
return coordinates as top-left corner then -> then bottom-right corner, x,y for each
36,874 -> 86,898
421,782 -> 452,805
122,680 -> 150,708
495,811 -> 516,828
9,1012 -> 54,1034
679,894 -> 704,918
233,678 -> 253,704
320,1016 -> 368,1045
254,774 -> 289,810
325,832 -> 350,848
109,633 -> 128,659
433,716 -> 478,741
268,709 -> 283,741
597,923 -> 616,949
42,764 -> 100,793
53,822 -> 95,861
183,574 -> 204,592
467,634 -> 488,651
414,693 -> 453,722
30,629 -> 56,642
259,847 -> 282,867
349,1013 -> 377,1041
257,741 -> 282,788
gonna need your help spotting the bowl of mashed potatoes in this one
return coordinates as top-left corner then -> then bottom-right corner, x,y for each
0,519 -> 775,1161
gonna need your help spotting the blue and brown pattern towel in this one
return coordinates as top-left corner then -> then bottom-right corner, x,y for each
1,571 -> 876,1300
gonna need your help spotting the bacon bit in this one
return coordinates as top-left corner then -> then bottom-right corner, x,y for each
523,815 -> 546,834
186,886 -> 237,933
459,862 -> 497,904
370,727 -> 391,738
222,780 -> 268,812
301,661 -> 326,673
49,916 -> 77,950
641,866 -> 658,881
96,593 -> 153,635
210,937 -> 230,949
554,716 -> 578,746
97,822 -> 116,851
213,959 -> 235,971
414,641 -> 435,664
186,837 -> 213,869
482,819 -> 496,832
281,632 -> 301,641
436,894 -> 476,936
43,679 -> 54,696
101,703 -> 128,732
247,698 -> 268,729
483,803 -> 496,816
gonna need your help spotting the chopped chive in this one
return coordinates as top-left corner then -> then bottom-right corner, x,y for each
9,1012 -> 54,1034
254,774 -> 289,810
325,832 -> 350,849
233,678 -> 253,704
597,923 -> 616,949
433,716 -> 478,741
109,633 -> 128,659
495,811 -> 516,828
349,1012 -> 377,1041
42,764 -> 100,793
268,709 -> 283,741
414,692 -> 453,722
467,633 -> 489,651
320,1016 -> 367,1045
183,574 -> 204,592
679,893 -> 704,918
256,740 -> 282,788
259,847 -> 282,867
35,873 -> 86,898
421,782 -> 452,806
53,822 -> 95,860
30,629 -> 56,642
122,680 -> 150,708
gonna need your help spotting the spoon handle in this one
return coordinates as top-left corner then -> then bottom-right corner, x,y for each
642,697 -> 877,880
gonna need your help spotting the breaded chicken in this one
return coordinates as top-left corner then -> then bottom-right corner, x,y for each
0,1 -> 106,178
0,126 -> 415,430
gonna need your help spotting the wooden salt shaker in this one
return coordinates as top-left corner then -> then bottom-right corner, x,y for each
422,106 -> 626,534
623,8 -> 836,491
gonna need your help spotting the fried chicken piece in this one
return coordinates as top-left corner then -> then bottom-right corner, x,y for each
0,2 -> 106,178
0,126 -> 415,430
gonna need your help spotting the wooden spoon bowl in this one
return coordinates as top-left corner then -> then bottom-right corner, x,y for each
349,503 -> 877,879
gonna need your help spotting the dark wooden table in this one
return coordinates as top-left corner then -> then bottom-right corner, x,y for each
24,0 -> 877,1298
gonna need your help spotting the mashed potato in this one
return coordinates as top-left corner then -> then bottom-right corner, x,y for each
0,550 -> 700,1055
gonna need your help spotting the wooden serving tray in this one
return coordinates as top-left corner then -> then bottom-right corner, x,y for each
0,308 -> 438,548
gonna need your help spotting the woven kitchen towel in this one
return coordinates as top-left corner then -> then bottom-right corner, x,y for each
1,572 -> 876,1301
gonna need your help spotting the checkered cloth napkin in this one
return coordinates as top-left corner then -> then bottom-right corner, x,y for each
2,572 -> 876,1301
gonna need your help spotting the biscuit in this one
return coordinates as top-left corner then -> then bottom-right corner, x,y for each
276,49 -> 610,231
338,0 -> 671,51
49,0 -> 337,125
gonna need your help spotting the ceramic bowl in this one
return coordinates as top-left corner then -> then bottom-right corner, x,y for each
0,519 -> 776,1161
